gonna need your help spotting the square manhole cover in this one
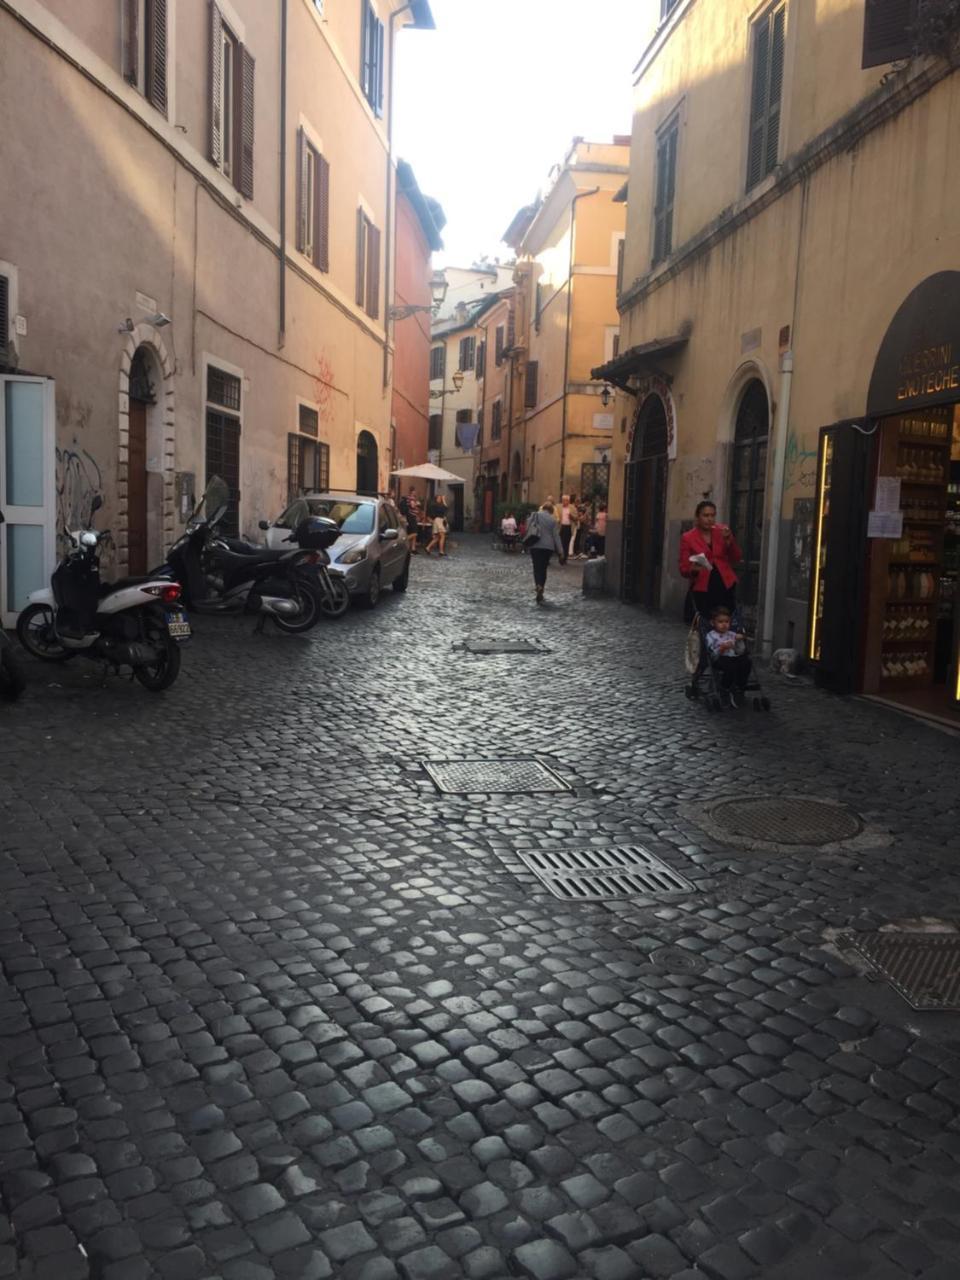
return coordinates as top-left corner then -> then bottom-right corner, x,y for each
424,759 -> 570,794
461,640 -> 549,654
517,846 -> 693,900
843,932 -> 960,1010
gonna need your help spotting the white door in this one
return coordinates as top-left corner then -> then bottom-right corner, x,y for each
0,376 -> 56,626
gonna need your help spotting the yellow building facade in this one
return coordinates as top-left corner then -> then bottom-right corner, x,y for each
506,140 -> 628,509
0,0 -> 431,619
598,0 -> 960,722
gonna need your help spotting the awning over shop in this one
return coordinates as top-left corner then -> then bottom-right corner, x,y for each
591,329 -> 690,394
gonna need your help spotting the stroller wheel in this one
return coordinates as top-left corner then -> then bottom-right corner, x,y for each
761,696 -> 771,711
684,684 -> 696,700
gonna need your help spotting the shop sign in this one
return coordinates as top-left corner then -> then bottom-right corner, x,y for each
626,375 -> 678,460
867,272 -> 960,415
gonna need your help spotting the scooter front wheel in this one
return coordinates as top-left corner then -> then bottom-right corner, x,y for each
318,575 -> 350,618
16,603 -> 73,662
272,582 -> 322,633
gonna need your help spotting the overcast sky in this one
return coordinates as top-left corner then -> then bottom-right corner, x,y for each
393,0 -> 649,267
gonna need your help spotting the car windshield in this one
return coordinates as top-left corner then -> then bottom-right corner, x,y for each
275,499 -> 375,534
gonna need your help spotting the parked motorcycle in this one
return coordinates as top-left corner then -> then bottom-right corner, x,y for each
16,497 -> 188,692
0,512 -> 26,701
156,477 -> 342,632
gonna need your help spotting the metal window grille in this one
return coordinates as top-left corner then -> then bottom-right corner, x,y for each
207,365 -> 241,411
299,404 -> 319,438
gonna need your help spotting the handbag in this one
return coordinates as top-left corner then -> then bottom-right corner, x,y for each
684,619 -> 702,674
522,513 -> 541,548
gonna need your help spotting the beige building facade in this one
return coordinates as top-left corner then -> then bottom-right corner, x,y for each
506,139 -> 628,511
0,0 -> 432,620
598,0 -> 960,720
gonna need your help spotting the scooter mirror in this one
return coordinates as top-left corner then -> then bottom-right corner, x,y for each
90,494 -> 103,515
258,520 -> 270,531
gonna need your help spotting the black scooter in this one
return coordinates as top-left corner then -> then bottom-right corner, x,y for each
156,477 -> 339,633
0,512 -> 26,701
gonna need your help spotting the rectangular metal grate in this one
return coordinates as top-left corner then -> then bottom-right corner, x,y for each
517,846 -> 693,901
424,759 -> 570,795
462,640 -> 549,654
842,932 -> 960,1011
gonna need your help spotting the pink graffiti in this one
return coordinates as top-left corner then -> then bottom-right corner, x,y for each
314,354 -> 335,424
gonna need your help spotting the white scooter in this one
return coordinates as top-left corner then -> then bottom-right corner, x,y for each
16,496 -> 189,692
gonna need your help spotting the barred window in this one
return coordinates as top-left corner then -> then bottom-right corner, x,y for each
207,365 -> 241,410
299,404 -> 319,438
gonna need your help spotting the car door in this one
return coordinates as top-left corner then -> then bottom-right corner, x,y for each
377,502 -> 404,582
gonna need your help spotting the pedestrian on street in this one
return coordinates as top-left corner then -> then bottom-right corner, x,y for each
679,500 -> 742,619
587,502 -> 607,557
424,493 -> 449,557
526,501 -> 564,605
400,486 -> 422,555
572,497 -> 590,558
558,495 -> 575,564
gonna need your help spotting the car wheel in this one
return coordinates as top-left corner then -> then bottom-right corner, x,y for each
392,557 -> 410,593
359,566 -> 381,609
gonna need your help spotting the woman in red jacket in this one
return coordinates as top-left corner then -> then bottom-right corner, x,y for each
679,500 -> 743,619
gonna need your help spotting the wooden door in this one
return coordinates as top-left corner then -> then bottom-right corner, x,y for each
127,399 -> 148,574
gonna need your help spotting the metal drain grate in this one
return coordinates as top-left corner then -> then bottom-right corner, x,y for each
843,932 -> 960,1010
424,758 -> 570,794
648,946 -> 709,975
517,846 -> 693,900
461,640 -> 549,654
710,796 -> 862,846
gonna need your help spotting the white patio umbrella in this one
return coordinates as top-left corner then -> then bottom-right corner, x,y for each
390,462 -> 466,484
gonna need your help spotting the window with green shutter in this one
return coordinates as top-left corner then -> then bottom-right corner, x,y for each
525,361 -> 539,410
652,116 -> 678,265
0,276 -> 9,363
746,3 -> 786,193
861,0 -> 917,67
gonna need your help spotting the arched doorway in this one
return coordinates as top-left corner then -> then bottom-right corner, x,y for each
356,430 -> 378,494
622,393 -> 669,606
729,379 -> 769,617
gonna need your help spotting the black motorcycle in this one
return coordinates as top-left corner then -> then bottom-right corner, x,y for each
158,477 -> 340,633
0,512 -> 26,701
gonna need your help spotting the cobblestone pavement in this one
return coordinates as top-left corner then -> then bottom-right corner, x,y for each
2,534 -> 960,1280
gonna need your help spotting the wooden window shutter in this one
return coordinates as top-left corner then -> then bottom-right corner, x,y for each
525,361 -> 539,409
375,17 -> 385,116
287,433 -> 301,502
862,0 -> 916,68
316,154 -> 330,272
746,15 -> 771,191
123,0 -> 139,84
147,0 -> 168,113
765,6 -> 786,176
360,0 -> 372,102
653,122 -> 678,264
0,276 -> 9,359
296,128 -> 308,253
356,209 -> 366,306
616,238 -> 625,293
209,2 -> 224,165
495,325 -> 504,365
366,224 -> 381,319
476,341 -> 485,379
507,310 -> 515,350
238,45 -> 255,199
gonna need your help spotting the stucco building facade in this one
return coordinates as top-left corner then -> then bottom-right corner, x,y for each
505,139 -> 628,511
0,0 -> 432,623
596,0 -> 960,724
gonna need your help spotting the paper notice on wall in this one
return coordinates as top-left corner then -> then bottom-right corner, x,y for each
592,413 -> 615,431
874,476 -> 901,514
867,510 -> 903,539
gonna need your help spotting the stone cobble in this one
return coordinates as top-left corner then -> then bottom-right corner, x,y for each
2,534 -> 960,1278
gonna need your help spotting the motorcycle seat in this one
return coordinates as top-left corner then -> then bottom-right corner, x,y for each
213,547 -> 297,570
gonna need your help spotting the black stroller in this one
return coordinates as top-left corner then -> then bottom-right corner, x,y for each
684,607 -> 771,713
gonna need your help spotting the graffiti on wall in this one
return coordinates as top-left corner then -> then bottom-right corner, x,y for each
314,353 -> 336,425
56,444 -> 102,531
784,426 -> 818,492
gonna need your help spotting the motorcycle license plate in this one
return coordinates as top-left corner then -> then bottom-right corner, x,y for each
165,609 -> 191,641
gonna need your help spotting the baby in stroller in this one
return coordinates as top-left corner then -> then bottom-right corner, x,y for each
704,607 -> 752,706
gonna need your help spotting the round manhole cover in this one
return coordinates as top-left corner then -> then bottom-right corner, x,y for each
710,796 -> 862,846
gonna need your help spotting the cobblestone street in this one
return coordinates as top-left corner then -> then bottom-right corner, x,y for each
3,535 -> 960,1280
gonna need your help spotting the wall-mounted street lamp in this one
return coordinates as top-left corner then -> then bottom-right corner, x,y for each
600,384 -> 613,408
451,369 -> 465,393
389,271 -> 449,322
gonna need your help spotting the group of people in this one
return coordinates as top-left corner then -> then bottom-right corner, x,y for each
398,487 -> 450,558
501,495 -> 607,563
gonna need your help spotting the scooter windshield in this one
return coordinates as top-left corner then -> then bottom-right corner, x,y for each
201,476 -> 230,526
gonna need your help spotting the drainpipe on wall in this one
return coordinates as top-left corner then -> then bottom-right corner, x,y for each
278,0 -> 288,349
559,187 -> 600,495
759,349 -> 794,658
382,4 -> 414,392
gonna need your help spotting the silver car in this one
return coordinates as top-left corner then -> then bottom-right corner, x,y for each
260,492 -> 410,608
